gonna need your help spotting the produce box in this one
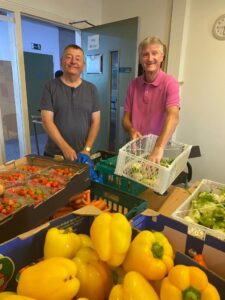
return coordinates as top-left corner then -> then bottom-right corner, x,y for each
174,251 -> 225,299
0,209 -> 224,299
0,211 -> 94,292
131,209 -> 225,280
172,179 -> 225,241
95,155 -> 147,195
115,134 -> 192,194
0,155 -> 90,243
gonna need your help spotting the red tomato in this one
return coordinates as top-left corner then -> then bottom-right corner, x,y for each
18,189 -> 26,196
32,178 -> 39,183
41,178 -> 47,184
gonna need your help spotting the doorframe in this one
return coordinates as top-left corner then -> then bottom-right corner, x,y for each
0,109 -> 5,161
0,10 -> 28,163
108,49 -> 119,151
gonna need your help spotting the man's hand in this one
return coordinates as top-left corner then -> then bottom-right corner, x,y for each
148,146 -> 164,164
130,128 -> 142,140
62,145 -> 77,161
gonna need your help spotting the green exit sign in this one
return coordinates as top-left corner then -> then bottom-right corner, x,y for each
119,67 -> 132,73
32,43 -> 41,50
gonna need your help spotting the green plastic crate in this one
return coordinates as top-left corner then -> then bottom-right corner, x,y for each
95,156 -> 147,195
90,181 -> 147,220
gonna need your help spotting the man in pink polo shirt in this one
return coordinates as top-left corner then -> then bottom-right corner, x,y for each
123,36 -> 180,163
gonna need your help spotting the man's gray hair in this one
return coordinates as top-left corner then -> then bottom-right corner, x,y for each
138,37 -> 164,56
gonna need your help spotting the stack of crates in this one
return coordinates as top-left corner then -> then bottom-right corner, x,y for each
90,181 -> 147,220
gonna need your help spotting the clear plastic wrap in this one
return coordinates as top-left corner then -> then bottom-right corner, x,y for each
28,175 -> 65,194
4,184 -> 52,207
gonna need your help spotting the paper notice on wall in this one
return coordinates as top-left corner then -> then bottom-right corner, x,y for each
88,34 -> 99,50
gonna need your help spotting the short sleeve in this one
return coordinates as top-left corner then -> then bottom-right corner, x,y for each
40,81 -> 54,111
166,77 -> 180,108
124,81 -> 133,112
91,84 -> 101,112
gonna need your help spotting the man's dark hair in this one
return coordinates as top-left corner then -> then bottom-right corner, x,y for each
55,70 -> 63,78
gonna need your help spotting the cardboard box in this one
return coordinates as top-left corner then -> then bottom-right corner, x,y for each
0,206 -> 225,300
174,251 -> 225,299
139,184 -> 191,214
0,155 -> 90,243
131,209 -> 225,280
0,208 -> 224,298
0,209 -> 96,292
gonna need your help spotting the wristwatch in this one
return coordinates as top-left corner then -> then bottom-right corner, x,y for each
84,146 -> 91,152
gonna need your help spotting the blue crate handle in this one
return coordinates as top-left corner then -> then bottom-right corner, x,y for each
76,152 -> 103,182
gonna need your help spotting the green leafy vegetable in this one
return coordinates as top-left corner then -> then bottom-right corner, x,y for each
185,190 -> 225,233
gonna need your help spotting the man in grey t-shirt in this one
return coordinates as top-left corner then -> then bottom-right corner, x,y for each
40,44 -> 100,161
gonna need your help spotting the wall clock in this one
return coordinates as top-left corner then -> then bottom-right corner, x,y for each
212,14 -> 225,40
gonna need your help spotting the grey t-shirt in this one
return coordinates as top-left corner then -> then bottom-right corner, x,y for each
40,78 -> 100,156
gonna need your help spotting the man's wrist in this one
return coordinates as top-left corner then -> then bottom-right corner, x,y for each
129,127 -> 136,138
129,127 -> 135,134
154,145 -> 164,150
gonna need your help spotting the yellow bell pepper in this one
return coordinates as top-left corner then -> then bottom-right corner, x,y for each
73,246 -> 113,300
123,230 -> 174,280
2,296 -> 35,300
0,292 -> 33,300
0,292 -> 15,299
160,264 -> 220,300
17,257 -> 80,300
90,213 -> 132,267
109,271 -> 160,300
44,227 -> 81,259
78,234 -> 94,249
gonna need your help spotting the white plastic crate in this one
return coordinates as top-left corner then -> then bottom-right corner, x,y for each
172,179 -> 225,241
115,134 -> 192,194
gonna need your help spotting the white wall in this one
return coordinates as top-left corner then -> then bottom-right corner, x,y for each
176,0 -> 225,183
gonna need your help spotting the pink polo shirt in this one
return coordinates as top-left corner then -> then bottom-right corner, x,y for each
124,70 -> 180,135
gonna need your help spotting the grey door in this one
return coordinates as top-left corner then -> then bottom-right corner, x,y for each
82,17 -> 138,152
23,52 -> 54,135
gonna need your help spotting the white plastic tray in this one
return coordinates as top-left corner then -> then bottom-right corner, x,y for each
115,134 -> 192,194
172,179 -> 225,241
